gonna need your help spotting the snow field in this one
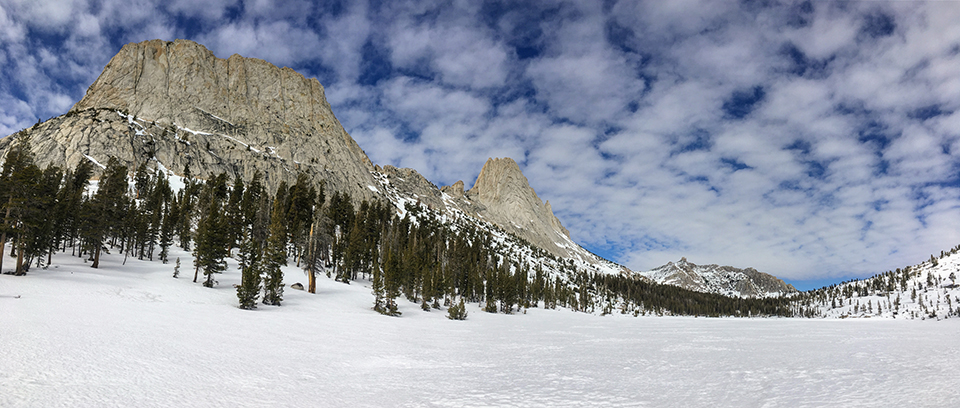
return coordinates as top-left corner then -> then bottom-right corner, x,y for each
1,249 -> 959,407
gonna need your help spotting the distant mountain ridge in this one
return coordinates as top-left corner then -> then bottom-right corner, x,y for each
640,257 -> 798,298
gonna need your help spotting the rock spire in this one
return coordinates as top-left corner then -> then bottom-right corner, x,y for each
464,157 -> 574,258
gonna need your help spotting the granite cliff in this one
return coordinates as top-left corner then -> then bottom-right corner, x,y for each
2,39 -> 381,203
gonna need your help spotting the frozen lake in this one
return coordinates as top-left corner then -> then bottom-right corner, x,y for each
2,251 -> 958,407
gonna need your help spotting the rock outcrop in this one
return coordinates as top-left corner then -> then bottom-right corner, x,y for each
640,257 -> 798,298
463,158 -> 575,259
2,39 -> 380,202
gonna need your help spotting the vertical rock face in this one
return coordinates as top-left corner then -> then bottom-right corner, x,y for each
21,39 -> 380,202
463,157 -> 576,259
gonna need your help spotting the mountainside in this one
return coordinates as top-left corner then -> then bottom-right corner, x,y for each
1,39 -> 381,203
640,258 -> 798,298
0,38 -> 800,299
799,247 -> 960,319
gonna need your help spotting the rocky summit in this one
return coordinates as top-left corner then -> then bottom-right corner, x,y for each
463,158 -> 575,259
2,39 -> 380,203
640,257 -> 798,298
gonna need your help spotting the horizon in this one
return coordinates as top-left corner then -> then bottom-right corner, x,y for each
3,1 -> 960,287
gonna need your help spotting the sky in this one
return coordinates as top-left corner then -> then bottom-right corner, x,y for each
3,0 -> 960,289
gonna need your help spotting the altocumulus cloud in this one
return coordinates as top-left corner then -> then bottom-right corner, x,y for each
2,0 -> 960,287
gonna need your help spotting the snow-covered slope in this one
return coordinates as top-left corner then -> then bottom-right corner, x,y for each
3,248 -> 959,407
371,165 -> 629,282
640,257 -> 798,298
802,246 -> 960,320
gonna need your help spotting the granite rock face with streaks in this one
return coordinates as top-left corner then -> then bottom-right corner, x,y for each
4,39 -> 380,202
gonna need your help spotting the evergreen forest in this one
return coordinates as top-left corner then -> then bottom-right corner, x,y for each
0,134 -> 810,318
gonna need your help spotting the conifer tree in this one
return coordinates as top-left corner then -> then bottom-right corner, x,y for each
446,297 -> 468,320
377,240 -> 401,316
193,173 -> 229,287
238,187 -> 271,309
372,248 -> 387,314
237,229 -> 262,309
80,157 -> 130,269
159,197 -> 178,264
225,176 -> 245,250
262,191 -> 287,306
53,160 -> 93,254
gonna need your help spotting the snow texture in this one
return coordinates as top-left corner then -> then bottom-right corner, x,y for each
810,248 -> 960,320
1,248 -> 958,407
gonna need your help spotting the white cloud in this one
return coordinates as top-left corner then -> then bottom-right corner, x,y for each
197,20 -> 323,67
0,4 -> 26,42
315,2 -> 370,83
386,13 -> 509,89
164,0 -> 238,21
4,0 -> 960,287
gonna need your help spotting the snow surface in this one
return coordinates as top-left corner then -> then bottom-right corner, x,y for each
2,249 -> 958,407
810,248 -> 960,320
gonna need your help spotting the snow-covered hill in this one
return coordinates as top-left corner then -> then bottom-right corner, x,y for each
801,246 -> 960,320
2,248 -> 958,407
640,257 -> 798,298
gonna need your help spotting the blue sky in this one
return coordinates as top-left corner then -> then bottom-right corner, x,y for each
3,1 -> 960,289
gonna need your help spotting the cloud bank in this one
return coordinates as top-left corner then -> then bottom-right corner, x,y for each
3,0 -> 960,287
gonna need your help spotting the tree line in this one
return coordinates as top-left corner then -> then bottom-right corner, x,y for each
0,133 -> 807,318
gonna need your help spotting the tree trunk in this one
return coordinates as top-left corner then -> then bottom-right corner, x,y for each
15,242 -> 25,275
193,264 -> 199,283
92,243 -> 101,268
0,204 -> 9,273
0,233 -> 5,274
308,223 -> 316,294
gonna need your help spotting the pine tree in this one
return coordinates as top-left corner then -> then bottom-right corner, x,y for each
262,192 -> 287,306
193,173 -> 229,287
159,197 -> 178,264
379,244 -> 401,316
236,229 -> 262,310
372,248 -> 387,314
225,176 -> 245,250
446,297 -> 468,320
484,265 -> 498,313
80,157 -> 130,269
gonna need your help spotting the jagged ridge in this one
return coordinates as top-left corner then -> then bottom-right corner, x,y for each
640,257 -> 797,298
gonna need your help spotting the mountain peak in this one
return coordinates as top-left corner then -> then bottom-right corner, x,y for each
642,258 -> 797,298
461,157 -> 574,258
26,38 -> 380,203
468,157 -> 528,204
